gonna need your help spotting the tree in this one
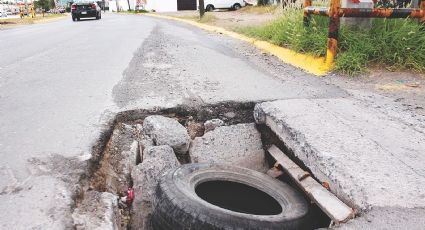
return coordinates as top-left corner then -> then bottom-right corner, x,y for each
34,0 -> 55,16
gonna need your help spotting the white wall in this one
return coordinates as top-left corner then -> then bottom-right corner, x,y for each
144,0 -> 177,12
109,0 -> 177,12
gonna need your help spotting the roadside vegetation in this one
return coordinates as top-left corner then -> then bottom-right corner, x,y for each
238,5 -> 278,14
237,8 -> 425,75
0,13 -> 65,29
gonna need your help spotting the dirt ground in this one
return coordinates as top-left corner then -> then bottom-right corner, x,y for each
158,8 -> 425,116
159,8 -> 277,28
328,70 -> 425,116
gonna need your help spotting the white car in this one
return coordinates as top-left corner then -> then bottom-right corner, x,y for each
0,11 -> 8,18
203,0 -> 246,11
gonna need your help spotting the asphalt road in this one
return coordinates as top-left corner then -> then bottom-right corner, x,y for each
0,13 -> 346,228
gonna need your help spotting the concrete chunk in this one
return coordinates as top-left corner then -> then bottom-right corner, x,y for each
255,99 -> 425,210
72,191 -> 120,230
189,123 -> 267,172
204,118 -> 224,133
143,115 -> 190,155
131,145 -> 180,229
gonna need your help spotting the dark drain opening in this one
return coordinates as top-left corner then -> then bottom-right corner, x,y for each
195,180 -> 282,215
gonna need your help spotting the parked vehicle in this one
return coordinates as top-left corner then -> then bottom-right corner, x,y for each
71,1 -> 101,21
204,0 -> 246,11
0,11 -> 7,18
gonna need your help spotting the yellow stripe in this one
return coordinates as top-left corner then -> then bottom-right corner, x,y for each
144,13 -> 333,76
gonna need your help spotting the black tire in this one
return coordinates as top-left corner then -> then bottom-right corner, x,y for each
233,3 -> 241,10
77,17 -> 80,21
206,4 -> 214,12
152,163 -> 309,230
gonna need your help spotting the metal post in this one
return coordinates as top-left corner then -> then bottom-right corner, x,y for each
199,0 -> 205,18
303,0 -> 312,26
325,0 -> 340,65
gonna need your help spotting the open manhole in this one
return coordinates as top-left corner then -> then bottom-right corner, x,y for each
71,102 -> 332,229
195,180 -> 282,215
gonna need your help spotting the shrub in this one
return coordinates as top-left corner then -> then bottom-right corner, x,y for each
238,9 -> 425,75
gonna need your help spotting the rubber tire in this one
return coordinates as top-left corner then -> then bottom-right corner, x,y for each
151,163 -> 309,230
206,4 -> 214,12
233,3 -> 241,10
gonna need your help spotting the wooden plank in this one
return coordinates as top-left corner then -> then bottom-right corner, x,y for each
268,145 -> 355,224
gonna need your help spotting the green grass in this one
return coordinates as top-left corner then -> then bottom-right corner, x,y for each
238,5 -> 279,14
237,9 -> 425,75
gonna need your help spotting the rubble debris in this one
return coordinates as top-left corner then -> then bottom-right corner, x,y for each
72,191 -> 121,230
204,118 -> 225,133
143,115 -> 190,156
189,123 -> 268,172
131,145 -> 180,229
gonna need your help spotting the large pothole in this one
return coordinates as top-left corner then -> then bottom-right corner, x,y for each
71,102 -> 332,230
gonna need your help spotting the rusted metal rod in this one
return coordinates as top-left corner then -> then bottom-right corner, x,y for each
304,0 -> 424,65
304,6 -> 425,18
326,0 -> 340,65
304,0 -> 313,26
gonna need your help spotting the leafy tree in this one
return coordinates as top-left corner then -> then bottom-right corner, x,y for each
34,0 -> 55,16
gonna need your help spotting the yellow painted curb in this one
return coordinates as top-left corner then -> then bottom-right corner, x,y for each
144,13 -> 333,76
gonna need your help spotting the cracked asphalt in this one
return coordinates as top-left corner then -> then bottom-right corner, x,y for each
0,12 -> 424,229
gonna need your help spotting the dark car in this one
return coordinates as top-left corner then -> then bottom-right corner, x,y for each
71,1 -> 101,21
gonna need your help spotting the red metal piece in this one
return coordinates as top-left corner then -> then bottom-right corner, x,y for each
351,0 -> 360,3
127,187 -> 134,206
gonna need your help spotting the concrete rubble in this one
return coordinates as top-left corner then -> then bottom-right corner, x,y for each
143,115 -> 191,156
131,145 -> 180,229
108,123 -> 139,184
204,118 -> 225,133
189,123 -> 268,172
254,99 -> 425,217
72,191 -> 121,230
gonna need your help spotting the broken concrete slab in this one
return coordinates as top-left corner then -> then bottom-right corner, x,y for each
335,207 -> 425,230
254,99 -> 425,210
204,118 -> 224,133
189,123 -> 267,172
131,145 -> 180,229
72,191 -> 120,230
143,115 -> 190,155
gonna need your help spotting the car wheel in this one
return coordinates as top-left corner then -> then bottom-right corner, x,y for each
206,4 -> 214,12
152,163 -> 309,230
233,3 -> 241,10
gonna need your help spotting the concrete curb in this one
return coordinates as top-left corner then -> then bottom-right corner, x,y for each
144,13 -> 333,76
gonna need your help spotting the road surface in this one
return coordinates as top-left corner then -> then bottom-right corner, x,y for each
0,12 -> 423,229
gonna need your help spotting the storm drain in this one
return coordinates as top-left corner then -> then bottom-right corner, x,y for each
71,102 -> 337,230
